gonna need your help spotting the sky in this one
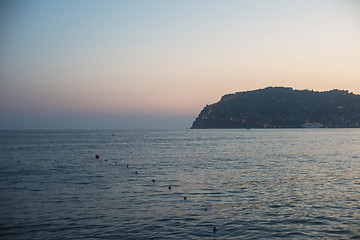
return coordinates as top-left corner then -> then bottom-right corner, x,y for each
1,0 -> 359,129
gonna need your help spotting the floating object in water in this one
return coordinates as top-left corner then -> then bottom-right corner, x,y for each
213,226 -> 217,233
54,159 -> 56,162
135,171 -> 138,174
184,196 -> 187,200
105,159 -> 107,162
204,208 -> 208,211
17,161 -> 19,164
168,186 -> 171,190
126,165 -> 129,168
95,154 -> 100,159
152,179 -> 155,182
114,161 -> 117,164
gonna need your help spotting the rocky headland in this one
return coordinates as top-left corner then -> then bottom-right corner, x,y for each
191,87 -> 360,129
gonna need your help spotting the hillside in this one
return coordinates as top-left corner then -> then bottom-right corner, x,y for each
191,87 -> 360,129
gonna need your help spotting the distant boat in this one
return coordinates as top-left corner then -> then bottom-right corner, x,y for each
303,122 -> 324,128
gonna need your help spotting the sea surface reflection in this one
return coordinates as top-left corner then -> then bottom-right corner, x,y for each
0,129 -> 360,239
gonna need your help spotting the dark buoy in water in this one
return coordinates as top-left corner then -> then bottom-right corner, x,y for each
213,226 -> 217,233
114,161 -> 117,164
95,154 -> 100,159
168,186 -> 171,190
152,179 -> 155,182
135,171 -> 138,174
17,160 -> 19,164
184,196 -> 187,200
204,208 -> 208,211
126,165 -> 129,168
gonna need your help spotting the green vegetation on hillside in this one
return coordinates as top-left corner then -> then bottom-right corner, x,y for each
191,87 -> 360,128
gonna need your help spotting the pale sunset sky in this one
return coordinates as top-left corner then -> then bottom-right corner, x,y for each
1,0 -> 359,129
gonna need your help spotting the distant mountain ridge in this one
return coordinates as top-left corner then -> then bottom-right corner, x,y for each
191,87 -> 360,129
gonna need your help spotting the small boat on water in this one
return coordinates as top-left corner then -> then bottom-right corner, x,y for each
303,122 -> 324,128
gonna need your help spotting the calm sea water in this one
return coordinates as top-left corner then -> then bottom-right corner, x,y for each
0,129 -> 360,239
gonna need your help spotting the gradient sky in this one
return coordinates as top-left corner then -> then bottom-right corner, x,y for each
1,0 -> 360,129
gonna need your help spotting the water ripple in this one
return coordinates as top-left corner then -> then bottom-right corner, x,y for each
1,129 -> 360,239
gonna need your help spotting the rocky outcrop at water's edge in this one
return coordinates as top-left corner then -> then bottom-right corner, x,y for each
191,87 -> 360,129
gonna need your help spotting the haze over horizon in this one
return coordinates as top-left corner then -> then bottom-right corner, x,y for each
1,0 -> 359,129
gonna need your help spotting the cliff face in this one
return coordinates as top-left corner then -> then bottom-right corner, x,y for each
191,87 -> 360,129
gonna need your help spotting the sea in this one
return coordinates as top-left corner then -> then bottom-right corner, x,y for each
0,129 -> 360,239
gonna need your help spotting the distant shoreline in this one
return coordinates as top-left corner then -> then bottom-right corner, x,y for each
191,87 -> 360,129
